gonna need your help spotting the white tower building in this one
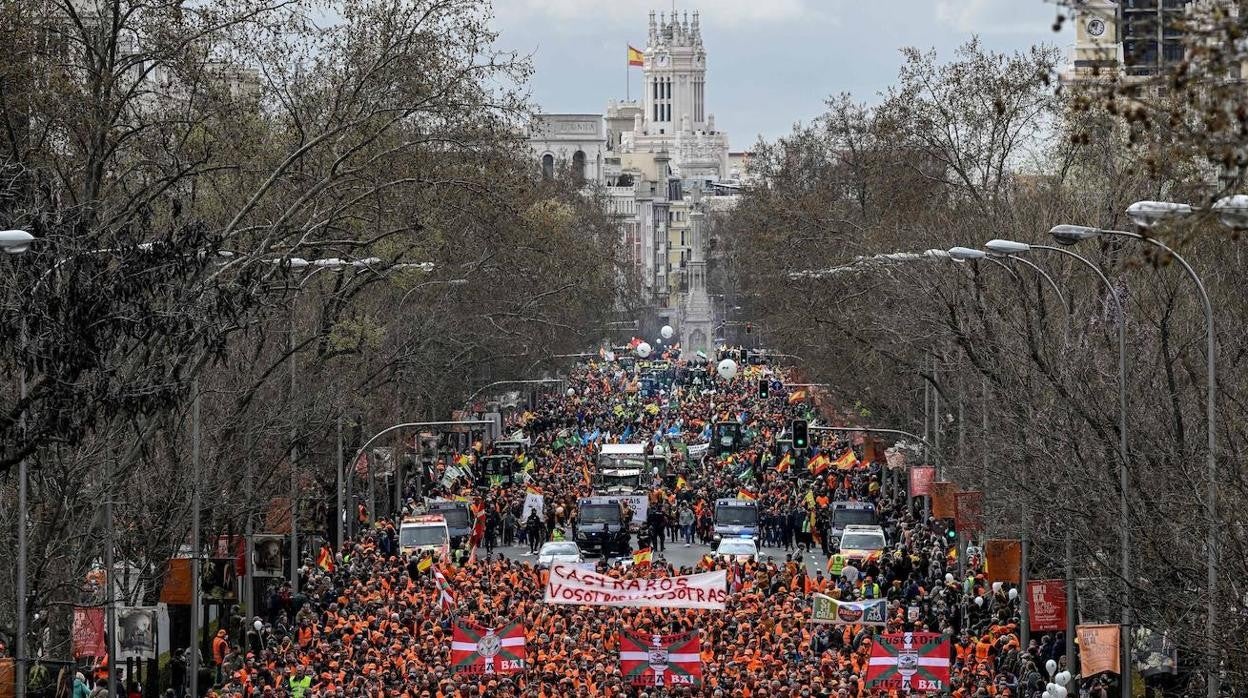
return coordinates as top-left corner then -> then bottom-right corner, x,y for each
622,11 -> 730,181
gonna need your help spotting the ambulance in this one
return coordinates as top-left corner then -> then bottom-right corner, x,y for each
398,514 -> 450,559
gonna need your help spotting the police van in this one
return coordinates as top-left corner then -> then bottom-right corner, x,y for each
712,498 -> 759,541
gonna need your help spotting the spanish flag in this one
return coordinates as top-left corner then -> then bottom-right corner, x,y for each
525,484 -> 543,496
633,547 -> 653,567
628,44 -> 645,67
776,452 -> 792,473
316,545 -> 335,572
833,449 -> 859,471
787,390 -> 808,405
737,489 -> 757,501
809,453 -> 832,476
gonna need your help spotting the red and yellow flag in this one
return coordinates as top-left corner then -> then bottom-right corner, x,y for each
776,452 -> 792,473
808,453 -> 831,476
787,390 -> 808,405
633,547 -> 653,567
316,545 -> 335,572
628,45 -> 645,66
833,449 -> 859,471
737,489 -> 756,501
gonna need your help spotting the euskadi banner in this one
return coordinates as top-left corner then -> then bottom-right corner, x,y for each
544,563 -> 727,609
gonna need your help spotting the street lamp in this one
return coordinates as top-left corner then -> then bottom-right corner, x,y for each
0,229 -> 34,254
952,242 -> 1073,659
1211,194 -> 1248,229
987,238 -> 1130,649
1125,200 -> 1193,228
2,230 -> 31,698
1049,198 -> 1235,697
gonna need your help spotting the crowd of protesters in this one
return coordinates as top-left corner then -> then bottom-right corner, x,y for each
153,349 -> 1081,696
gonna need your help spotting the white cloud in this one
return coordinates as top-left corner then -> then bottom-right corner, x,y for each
492,0 -> 830,28
935,0 -> 1058,35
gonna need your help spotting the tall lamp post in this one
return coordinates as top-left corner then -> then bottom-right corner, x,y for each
1049,193 -> 1248,697
1,230 -> 33,697
948,245 -> 1071,657
986,237 -> 1131,696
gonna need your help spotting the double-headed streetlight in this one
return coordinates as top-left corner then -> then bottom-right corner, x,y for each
982,236 -> 1129,692
1048,195 -> 1248,698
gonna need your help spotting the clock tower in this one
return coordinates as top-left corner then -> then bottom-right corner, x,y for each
1064,0 -> 1122,83
642,10 -> 707,134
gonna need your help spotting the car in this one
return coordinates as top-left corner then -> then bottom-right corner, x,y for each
537,541 -> 583,567
714,538 -> 759,563
838,524 -> 887,565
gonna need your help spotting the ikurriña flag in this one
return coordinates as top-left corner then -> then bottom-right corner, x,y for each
619,630 -> 701,687
450,620 -> 526,675
866,632 -> 950,693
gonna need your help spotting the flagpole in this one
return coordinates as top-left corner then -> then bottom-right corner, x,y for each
626,45 -> 630,101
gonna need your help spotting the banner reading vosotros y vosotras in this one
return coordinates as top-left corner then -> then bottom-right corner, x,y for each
544,564 -> 728,609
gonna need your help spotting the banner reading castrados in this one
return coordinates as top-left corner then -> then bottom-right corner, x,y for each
544,563 -> 727,609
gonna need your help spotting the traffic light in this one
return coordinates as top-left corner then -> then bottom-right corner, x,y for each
758,378 -> 769,399
945,521 -> 958,543
791,419 -> 808,449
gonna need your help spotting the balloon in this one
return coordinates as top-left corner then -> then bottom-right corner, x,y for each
716,358 -> 738,380
566,388 -> 576,397
254,620 -> 263,631
1042,692 -> 1051,698
1052,687 -> 1068,698
992,581 -> 1003,594
973,596 -> 983,607
1045,659 -> 1057,677
604,350 -> 615,362
636,342 -> 652,358
1008,588 -> 1019,601
1055,671 -> 1071,687
944,573 -> 954,583
660,325 -> 674,339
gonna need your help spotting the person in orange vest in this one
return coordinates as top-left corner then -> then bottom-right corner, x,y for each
212,628 -> 230,683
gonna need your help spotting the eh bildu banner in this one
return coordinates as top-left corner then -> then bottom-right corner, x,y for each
544,563 -> 727,609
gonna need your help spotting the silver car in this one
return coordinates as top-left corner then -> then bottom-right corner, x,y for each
537,541 -> 584,567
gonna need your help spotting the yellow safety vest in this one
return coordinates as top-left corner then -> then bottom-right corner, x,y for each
828,554 -> 845,576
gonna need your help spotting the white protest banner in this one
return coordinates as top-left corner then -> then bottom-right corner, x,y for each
810,594 -> 888,625
687,443 -> 709,458
440,466 -> 462,488
522,493 -> 545,521
544,563 -> 727,609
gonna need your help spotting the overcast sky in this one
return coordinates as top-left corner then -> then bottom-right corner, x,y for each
492,0 -> 1072,148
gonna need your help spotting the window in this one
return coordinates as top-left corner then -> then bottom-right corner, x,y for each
572,150 -> 586,183
541,154 -> 554,178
